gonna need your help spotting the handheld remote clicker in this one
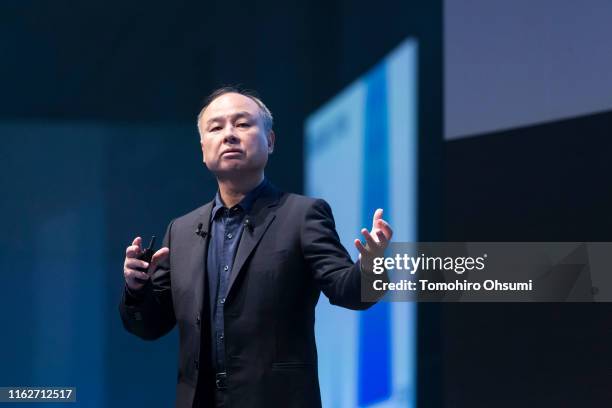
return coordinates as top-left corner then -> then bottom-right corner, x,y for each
134,236 -> 156,282
137,236 -> 156,264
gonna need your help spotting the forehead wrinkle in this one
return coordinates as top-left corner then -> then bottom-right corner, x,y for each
205,111 -> 256,127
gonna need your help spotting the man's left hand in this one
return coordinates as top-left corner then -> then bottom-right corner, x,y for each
354,208 -> 393,273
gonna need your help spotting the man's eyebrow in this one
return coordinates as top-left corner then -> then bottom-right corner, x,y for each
206,111 -> 254,126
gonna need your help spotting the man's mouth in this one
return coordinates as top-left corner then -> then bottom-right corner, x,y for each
221,149 -> 243,158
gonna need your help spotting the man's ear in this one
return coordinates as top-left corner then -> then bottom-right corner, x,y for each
200,139 -> 206,163
267,130 -> 275,154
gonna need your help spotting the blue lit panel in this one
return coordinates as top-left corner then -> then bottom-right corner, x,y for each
305,38 -> 418,408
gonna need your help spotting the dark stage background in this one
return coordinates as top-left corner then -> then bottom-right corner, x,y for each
1,0 -> 611,407
441,111 -> 612,406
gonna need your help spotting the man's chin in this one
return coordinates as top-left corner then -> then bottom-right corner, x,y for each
211,166 -> 253,179
208,161 -> 265,179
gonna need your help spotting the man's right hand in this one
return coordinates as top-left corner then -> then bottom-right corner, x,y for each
124,236 -> 170,291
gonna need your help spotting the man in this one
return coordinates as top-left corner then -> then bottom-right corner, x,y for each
119,87 -> 393,408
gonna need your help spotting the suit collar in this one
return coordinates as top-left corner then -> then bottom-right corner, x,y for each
192,181 -> 282,301
198,179 -> 280,229
194,201 -> 214,237
245,179 -> 281,220
227,181 -> 282,299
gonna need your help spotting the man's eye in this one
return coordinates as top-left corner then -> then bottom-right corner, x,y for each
237,122 -> 251,128
210,126 -> 221,132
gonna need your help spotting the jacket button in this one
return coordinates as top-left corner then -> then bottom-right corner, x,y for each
196,315 -> 201,326
194,360 -> 199,370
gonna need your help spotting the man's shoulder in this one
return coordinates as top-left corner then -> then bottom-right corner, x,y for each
279,192 -> 329,210
281,191 -> 316,205
170,201 -> 212,229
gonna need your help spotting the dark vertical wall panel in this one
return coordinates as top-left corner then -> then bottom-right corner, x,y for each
442,111 -> 612,407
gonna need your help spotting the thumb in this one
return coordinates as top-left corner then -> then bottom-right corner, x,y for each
149,247 -> 170,270
132,236 -> 142,250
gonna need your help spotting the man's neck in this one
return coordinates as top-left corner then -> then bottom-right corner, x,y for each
216,172 -> 264,208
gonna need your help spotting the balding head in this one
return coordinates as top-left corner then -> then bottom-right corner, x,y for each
197,87 -> 274,138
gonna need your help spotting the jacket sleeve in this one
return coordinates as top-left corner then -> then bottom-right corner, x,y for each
118,220 -> 177,340
301,199 -> 385,310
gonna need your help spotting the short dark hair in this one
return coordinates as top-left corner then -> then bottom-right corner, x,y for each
197,86 -> 274,134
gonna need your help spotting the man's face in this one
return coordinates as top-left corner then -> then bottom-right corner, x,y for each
198,92 -> 274,177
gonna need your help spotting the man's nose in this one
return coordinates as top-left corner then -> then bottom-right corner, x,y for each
222,125 -> 239,144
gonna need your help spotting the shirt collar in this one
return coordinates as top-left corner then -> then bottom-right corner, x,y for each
211,178 -> 269,220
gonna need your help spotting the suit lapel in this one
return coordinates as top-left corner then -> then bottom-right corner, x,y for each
191,201 -> 213,320
226,184 -> 281,299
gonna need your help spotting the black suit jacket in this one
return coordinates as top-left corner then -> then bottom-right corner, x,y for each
119,183 -> 378,407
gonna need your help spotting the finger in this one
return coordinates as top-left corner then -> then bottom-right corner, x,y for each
132,237 -> 142,249
125,268 -> 150,281
376,218 -> 390,229
125,258 -> 149,270
385,225 -> 393,240
361,228 -> 378,248
128,281 -> 144,290
354,239 -> 367,256
125,245 -> 142,259
375,230 -> 388,245
376,220 -> 393,240
372,208 -> 383,228
150,247 -> 170,269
